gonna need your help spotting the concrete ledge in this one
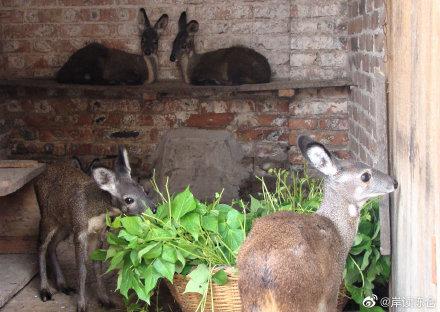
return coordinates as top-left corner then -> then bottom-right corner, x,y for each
0,78 -> 353,97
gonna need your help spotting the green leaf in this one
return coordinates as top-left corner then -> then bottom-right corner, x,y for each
226,209 -> 244,229
142,243 -> 163,260
121,216 -> 143,236
138,242 -> 160,260
118,229 -> 138,242
162,245 -> 177,263
90,249 -> 106,261
147,228 -> 176,241
137,264 -> 161,295
107,250 -> 126,272
171,187 -> 197,221
153,258 -> 175,283
180,212 -> 201,240
212,269 -> 228,285
202,213 -> 219,233
360,249 -> 372,270
175,249 -> 186,273
184,264 -> 210,295
119,265 -> 135,298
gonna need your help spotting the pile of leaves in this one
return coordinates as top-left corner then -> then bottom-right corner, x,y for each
92,185 -> 249,310
94,169 -> 390,311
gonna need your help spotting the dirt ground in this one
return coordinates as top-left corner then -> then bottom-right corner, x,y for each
1,238 -> 179,312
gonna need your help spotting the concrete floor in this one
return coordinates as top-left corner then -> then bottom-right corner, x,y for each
1,239 -> 123,312
1,238 -> 179,312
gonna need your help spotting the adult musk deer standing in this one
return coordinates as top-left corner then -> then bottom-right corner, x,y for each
170,12 -> 271,85
35,146 -> 156,312
237,135 -> 398,312
56,9 -> 168,85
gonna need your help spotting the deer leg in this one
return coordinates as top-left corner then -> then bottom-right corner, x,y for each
89,233 -> 115,308
48,229 -> 75,294
74,231 -> 89,312
38,222 -> 57,302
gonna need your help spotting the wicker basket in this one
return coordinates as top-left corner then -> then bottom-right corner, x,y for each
168,267 -> 349,312
169,267 -> 241,312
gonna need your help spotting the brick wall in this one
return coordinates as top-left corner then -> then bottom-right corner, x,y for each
347,0 -> 387,169
1,0 -> 348,80
1,85 -> 349,178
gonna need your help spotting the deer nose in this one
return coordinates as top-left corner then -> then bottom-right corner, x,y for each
393,179 -> 399,189
170,54 -> 176,62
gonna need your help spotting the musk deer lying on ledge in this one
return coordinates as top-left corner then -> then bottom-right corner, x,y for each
170,12 -> 271,85
56,9 -> 168,85
35,146 -> 156,312
237,135 -> 398,312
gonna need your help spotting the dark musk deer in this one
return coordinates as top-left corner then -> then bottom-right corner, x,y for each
237,135 -> 398,312
57,9 -> 168,85
170,12 -> 271,85
35,146 -> 156,312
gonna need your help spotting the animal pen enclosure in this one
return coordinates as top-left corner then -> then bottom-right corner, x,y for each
0,0 -> 438,311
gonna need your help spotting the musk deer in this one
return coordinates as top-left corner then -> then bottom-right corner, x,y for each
57,9 -> 168,85
237,135 -> 398,312
35,146 -> 156,312
170,12 -> 271,85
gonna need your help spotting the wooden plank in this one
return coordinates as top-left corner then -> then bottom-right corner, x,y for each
0,254 -> 38,308
0,236 -> 38,254
0,78 -> 353,95
0,160 -> 39,168
0,183 -> 40,254
387,0 -> 440,307
0,163 -> 45,196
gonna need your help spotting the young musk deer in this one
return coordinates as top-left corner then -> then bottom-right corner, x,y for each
170,12 -> 271,85
57,9 -> 168,85
237,135 -> 398,312
35,146 -> 156,312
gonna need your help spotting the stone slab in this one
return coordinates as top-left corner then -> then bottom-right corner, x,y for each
0,163 -> 45,197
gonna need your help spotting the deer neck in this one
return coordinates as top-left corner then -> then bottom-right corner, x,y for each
143,54 -> 158,84
317,183 -> 363,258
178,51 -> 199,84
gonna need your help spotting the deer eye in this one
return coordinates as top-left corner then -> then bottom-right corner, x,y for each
182,43 -> 187,49
361,172 -> 371,182
124,197 -> 134,205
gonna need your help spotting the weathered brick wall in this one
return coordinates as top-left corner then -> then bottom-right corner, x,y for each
1,85 -> 349,177
1,0 -> 348,80
347,0 -> 387,169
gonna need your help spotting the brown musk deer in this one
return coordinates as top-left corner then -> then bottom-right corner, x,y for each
35,146 -> 157,312
237,135 -> 398,312
57,9 -> 168,85
170,12 -> 271,85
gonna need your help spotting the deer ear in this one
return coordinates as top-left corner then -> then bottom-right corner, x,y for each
178,12 -> 187,30
140,8 -> 151,28
115,145 -> 131,177
298,135 -> 338,176
187,20 -> 199,34
92,167 -> 118,196
154,14 -> 169,34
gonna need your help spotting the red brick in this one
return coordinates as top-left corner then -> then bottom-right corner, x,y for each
257,115 -> 286,127
0,9 -> 23,23
186,113 -> 235,129
318,118 -> 348,130
139,115 -> 154,126
288,118 -> 318,130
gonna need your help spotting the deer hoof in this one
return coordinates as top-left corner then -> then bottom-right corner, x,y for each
39,289 -> 53,302
60,287 -> 76,295
77,304 -> 87,312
